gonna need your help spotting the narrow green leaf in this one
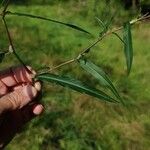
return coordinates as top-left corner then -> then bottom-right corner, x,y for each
6,11 -> 91,34
95,17 -> 105,29
105,15 -> 114,29
112,32 -> 125,44
123,22 -> 133,75
78,58 -> 122,102
37,73 -> 118,103
0,52 -> 5,63
99,16 -> 114,37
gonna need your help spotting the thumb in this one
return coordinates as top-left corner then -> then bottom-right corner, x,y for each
0,85 -> 37,114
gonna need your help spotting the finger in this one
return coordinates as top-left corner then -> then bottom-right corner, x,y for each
0,103 -> 44,149
34,81 -> 41,92
0,80 -> 8,97
26,66 -> 36,76
0,85 -> 37,114
32,104 -> 44,115
12,81 -> 41,92
0,66 -> 36,87
12,83 -> 26,91
12,84 -> 24,91
10,103 -> 44,126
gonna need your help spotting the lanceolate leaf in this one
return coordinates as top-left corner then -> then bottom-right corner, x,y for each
37,73 -> 118,103
78,58 -> 121,102
123,22 -> 133,75
6,11 -> 91,34
0,52 -> 6,63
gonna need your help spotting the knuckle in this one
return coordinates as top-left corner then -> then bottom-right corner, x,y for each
7,92 -> 22,110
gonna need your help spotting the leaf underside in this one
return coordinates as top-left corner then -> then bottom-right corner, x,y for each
37,73 -> 118,103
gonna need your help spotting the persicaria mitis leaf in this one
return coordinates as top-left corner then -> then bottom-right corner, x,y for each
6,11 -> 91,34
78,58 -> 123,103
37,73 -> 119,103
123,22 -> 133,75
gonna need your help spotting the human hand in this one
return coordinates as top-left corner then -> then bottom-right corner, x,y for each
0,66 -> 44,149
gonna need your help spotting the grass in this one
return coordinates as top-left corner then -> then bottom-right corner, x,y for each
0,1 -> 150,150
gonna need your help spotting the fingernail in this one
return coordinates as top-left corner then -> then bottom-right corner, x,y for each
23,85 -> 37,99
27,66 -> 36,76
34,81 -> 41,91
33,104 -> 44,115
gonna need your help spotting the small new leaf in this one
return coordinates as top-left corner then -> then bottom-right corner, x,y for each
99,16 -> 114,37
37,73 -> 118,103
95,17 -> 105,29
78,58 -> 122,103
123,22 -> 133,75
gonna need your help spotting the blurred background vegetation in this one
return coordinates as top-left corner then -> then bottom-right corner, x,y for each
0,0 -> 150,150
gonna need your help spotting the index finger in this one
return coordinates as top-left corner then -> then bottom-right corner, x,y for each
0,66 -> 36,87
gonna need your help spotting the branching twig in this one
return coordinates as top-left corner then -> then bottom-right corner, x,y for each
2,18 -> 28,67
0,1 -> 150,75
38,59 -> 76,75
1,0 -> 31,73
2,0 -> 9,13
39,14 -> 150,74
80,14 -> 150,56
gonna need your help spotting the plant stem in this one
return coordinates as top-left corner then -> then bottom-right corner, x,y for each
80,14 -> 150,56
2,0 -> 9,13
1,2 -> 149,75
38,58 -> 76,75
1,1 -> 31,73
39,14 -> 150,74
2,17 -> 31,72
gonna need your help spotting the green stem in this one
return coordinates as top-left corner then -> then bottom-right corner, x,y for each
38,58 -> 76,75
38,14 -> 150,73
2,16 -> 31,73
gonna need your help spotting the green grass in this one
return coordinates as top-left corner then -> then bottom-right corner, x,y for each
0,1 -> 150,150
